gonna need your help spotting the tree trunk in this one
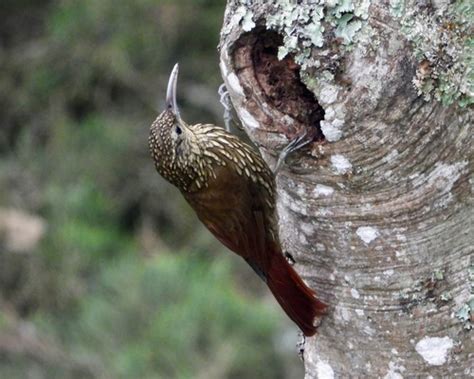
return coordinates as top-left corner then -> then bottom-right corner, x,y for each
219,1 -> 473,377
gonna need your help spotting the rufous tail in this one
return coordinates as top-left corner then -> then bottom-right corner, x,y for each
266,251 -> 327,336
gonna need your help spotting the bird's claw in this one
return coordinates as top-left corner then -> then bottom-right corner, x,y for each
297,331 -> 306,362
218,84 -> 233,132
273,132 -> 312,174
284,251 -> 296,265
218,84 -> 231,110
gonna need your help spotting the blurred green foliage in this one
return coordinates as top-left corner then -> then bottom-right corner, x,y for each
28,255 -> 285,378
0,1 -> 302,378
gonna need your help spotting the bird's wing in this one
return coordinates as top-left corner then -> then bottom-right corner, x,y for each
184,163 -> 278,275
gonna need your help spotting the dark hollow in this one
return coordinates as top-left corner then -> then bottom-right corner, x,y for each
251,30 -> 325,141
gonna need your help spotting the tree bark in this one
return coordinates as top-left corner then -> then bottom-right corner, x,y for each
219,1 -> 473,377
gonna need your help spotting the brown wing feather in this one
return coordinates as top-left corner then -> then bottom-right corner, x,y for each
183,163 -> 277,273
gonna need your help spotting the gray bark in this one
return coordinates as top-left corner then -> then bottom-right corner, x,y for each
219,1 -> 473,377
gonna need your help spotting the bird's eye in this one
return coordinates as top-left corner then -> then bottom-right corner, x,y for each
175,126 -> 182,135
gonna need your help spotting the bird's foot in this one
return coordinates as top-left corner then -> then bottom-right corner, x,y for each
284,251 -> 296,265
297,331 -> 306,362
273,132 -> 312,174
218,84 -> 234,133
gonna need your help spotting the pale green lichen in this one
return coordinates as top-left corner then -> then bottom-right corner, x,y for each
332,0 -> 355,18
354,0 -> 371,19
278,35 -> 299,60
222,2 -> 257,35
392,0 -> 473,107
456,304 -> 472,330
355,23 -> 381,57
455,264 -> 473,330
397,270 -> 453,311
389,0 -> 406,18
335,13 -> 362,44
241,10 -> 256,32
440,291 -> 452,302
300,70 -> 337,98
432,269 -> 445,281
265,0 -> 371,68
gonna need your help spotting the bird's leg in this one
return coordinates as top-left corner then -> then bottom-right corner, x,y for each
297,331 -> 306,362
273,132 -> 312,174
218,84 -> 235,133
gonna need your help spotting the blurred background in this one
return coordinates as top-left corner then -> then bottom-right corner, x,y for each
0,1 -> 303,378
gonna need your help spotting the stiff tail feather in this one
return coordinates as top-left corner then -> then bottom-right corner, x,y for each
266,251 -> 327,336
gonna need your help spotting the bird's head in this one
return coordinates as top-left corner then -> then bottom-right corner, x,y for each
149,64 -> 198,188
150,63 -> 190,147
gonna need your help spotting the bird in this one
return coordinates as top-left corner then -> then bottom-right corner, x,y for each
149,64 -> 327,336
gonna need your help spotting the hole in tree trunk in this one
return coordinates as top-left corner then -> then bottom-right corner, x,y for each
232,28 -> 325,142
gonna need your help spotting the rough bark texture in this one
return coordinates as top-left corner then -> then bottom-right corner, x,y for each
219,1 -> 473,377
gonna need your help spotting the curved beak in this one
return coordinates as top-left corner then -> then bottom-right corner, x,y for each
165,63 -> 180,119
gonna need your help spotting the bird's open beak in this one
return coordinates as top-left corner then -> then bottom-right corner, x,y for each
165,63 -> 180,119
